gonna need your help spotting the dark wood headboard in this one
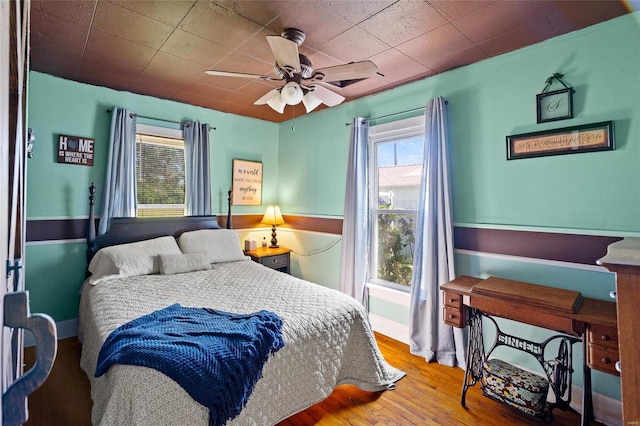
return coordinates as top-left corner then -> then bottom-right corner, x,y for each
86,184 -> 231,262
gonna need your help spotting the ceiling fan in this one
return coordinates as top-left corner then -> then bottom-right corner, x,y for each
205,28 -> 379,114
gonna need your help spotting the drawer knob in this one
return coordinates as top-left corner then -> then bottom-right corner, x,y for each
448,314 -> 455,319
600,335 -> 610,341
609,290 -> 617,299
615,361 -> 621,372
448,298 -> 455,303
601,357 -> 611,364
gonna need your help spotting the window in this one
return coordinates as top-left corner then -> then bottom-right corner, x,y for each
135,124 -> 185,217
368,116 -> 425,290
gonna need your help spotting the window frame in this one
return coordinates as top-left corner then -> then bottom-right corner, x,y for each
135,124 -> 186,218
368,116 -> 425,292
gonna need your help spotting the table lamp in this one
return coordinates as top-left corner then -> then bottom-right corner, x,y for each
261,205 -> 285,248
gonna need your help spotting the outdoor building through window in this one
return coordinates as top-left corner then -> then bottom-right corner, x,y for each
135,125 -> 185,217
368,115 -> 425,290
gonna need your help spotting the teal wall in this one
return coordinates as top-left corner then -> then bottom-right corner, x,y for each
25,13 -> 639,402
275,13 -> 640,401
26,72 -> 279,321
27,72 -> 280,220
277,13 -> 640,229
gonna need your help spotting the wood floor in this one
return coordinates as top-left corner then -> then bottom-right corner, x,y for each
24,333 -> 596,425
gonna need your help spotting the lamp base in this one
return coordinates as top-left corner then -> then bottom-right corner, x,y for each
270,225 -> 279,248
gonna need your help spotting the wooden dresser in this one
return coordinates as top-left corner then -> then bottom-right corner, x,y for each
441,275 -> 618,425
598,238 -> 640,425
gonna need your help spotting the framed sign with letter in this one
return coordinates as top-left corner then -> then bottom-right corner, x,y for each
231,159 -> 263,205
537,88 -> 573,123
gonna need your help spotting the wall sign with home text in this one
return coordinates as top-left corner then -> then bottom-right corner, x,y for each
231,159 -> 263,205
57,135 -> 95,166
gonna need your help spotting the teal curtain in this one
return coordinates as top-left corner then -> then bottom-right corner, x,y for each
99,108 -> 137,235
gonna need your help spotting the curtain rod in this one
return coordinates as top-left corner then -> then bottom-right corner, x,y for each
344,101 -> 448,126
106,109 -> 216,130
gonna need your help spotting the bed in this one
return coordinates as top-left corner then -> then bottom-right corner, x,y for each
79,187 -> 405,425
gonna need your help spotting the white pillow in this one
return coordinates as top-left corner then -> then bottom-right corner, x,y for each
178,229 -> 248,263
88,236 -> 182,285
158,253 -> 211,275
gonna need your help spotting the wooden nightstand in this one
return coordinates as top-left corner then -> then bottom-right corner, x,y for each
244,246 -> 291,274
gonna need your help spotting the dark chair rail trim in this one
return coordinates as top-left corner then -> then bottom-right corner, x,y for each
26,218 -> 622,266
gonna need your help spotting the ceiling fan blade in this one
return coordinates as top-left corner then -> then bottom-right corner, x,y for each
308,85 -> 345,107
311,61 -> 378,83
266,35 -> 300,72
205,70 -> 278,81
254,88 -> 281,105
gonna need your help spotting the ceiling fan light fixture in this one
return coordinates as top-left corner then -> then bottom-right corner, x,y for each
281,81 -> 304,105
302,91 -> 322,113
208,29 -> 379,116
254,88 -> 279,105
267,91 -> 286,114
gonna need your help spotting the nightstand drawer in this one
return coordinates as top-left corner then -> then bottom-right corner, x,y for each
260,253 -> 289,268
245,247 -> 291,274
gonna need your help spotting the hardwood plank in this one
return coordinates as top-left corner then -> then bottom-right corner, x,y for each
24,338 -> 92,426
24,335 -> 601,425
280,333 -> 601,426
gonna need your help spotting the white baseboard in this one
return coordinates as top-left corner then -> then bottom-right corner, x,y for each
569,384 -> 622,426
368,312 -> 410,345
367,283 -> 410,346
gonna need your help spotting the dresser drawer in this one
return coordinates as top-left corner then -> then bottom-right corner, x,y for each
588,345 -> 620,376
588,324 -> 618,350
259,253 -> 289,269
444,306 -> 465,328
444,292 -> 462,308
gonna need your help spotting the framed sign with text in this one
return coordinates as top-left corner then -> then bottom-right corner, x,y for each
57,134 -> 95,166
231,159 -> 262,205
507,121 -> 614,160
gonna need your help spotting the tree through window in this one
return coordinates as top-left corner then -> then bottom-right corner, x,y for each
369,116 -> 425,289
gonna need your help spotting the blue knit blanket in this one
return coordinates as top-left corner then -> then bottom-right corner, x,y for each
95,304 -> 285,426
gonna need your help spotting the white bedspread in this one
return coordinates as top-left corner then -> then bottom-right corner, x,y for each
79,259 -> 405,425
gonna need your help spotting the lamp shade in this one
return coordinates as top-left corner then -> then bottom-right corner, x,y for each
302,91 -> 322,113
280,81 -> 304,105
266,92 -> 286,114
261,205 -> 285,225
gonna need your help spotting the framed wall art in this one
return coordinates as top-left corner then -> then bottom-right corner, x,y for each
536,88 -> 573,124
506,121 -> 614,160
57,134 -> 95,166
231,159 -> 263,205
